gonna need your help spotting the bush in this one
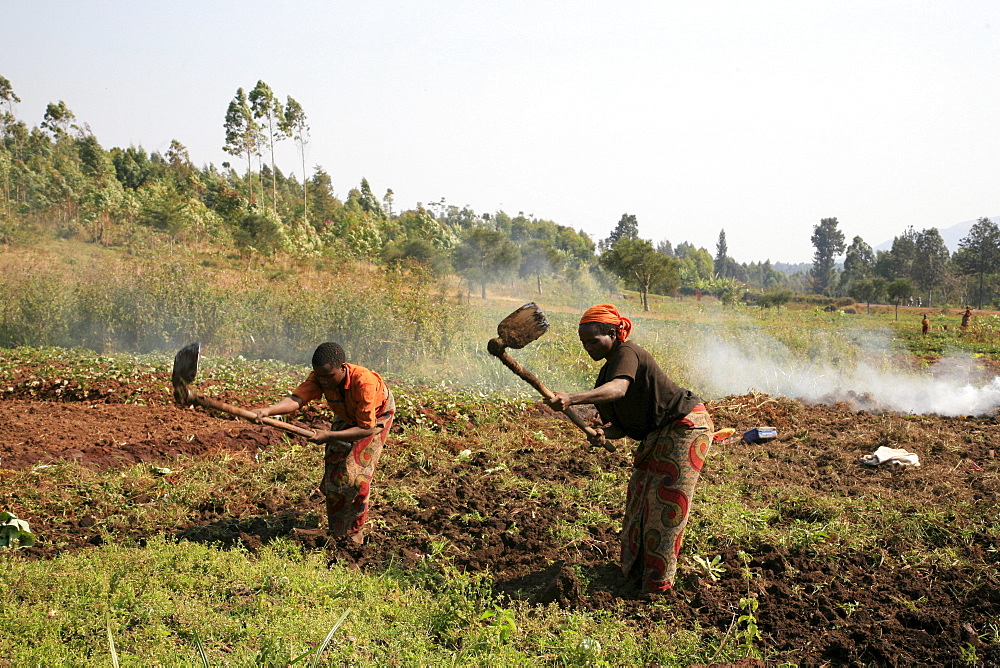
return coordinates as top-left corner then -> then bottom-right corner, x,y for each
0,262 -> 74,347
757,288 -> 794,309
0,251 -> 469,368
794,294 -> 835,307
232,207 -> 286,257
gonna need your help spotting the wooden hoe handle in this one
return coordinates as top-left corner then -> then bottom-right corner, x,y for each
189,391 -> 318,438
188,391 -> 384,441
492,347 -> 616,453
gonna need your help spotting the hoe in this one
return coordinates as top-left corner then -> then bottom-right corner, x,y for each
171,342 -> 318,439
487,303 -> 616,453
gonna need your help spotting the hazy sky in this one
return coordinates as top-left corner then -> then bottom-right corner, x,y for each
4,1 -> 998,263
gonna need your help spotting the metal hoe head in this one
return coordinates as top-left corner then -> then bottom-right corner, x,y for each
171,342 -> 201,405
495,302 -> 550,350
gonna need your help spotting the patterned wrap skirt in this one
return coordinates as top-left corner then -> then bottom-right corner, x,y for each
621,403 -> 713,592
319,390 -> 395,537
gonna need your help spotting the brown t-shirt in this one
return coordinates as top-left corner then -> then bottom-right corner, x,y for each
595,341 -> 700,440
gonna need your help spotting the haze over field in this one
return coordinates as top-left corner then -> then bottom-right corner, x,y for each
697,329 -> 1000,416
4,1 -> 999,264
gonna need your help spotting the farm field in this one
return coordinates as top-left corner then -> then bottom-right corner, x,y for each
2,344 -> 999,666
4,27 -> 1000,666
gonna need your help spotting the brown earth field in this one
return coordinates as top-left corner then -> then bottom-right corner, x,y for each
2,365 -> 1000,667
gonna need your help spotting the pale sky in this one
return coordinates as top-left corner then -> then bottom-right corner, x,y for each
3,1 -> 998,263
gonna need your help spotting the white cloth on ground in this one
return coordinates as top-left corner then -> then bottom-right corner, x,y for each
860,446 -> 920,468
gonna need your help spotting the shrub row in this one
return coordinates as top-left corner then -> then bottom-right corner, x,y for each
0,255 -> 466,372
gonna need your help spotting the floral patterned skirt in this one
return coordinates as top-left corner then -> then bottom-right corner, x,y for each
621,404 -> 713,592
320,390 -> 395,537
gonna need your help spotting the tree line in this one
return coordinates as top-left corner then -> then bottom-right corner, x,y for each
805,216 -> 1000,310
0,74 -> 770,304
4,74 -> 993,309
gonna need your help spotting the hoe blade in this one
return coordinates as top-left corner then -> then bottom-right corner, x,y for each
171,342 -> 201,404
497,303 -> 550,349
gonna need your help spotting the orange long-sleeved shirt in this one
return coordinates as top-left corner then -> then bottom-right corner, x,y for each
292,363 -> 388,429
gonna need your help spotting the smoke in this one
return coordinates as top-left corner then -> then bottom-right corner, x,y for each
691,329 -> 1000,417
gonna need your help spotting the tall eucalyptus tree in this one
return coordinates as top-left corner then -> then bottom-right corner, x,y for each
223,88 -> 261,202
249,81 -> 283,212
0,75 -> 19,215
281,96 -> 309,222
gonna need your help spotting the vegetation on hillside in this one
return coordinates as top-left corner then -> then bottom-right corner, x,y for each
4,72 -> 999,315
0,74 -> 808,309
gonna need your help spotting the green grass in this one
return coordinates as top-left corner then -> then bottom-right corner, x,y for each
0,536 -> 741,665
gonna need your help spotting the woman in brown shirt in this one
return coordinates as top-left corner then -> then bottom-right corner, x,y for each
549,304 -> 713,594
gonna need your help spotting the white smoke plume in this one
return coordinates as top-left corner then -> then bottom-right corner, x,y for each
692,329 -> 1000,417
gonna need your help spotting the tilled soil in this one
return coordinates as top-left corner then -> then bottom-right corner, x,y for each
2,371 -> 1000,666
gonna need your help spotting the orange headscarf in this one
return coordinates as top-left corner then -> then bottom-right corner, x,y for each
579,304 -> 632,342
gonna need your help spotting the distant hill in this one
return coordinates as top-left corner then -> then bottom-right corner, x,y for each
874,215 -> 1000,254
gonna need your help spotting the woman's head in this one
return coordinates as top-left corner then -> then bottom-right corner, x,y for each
578,321 -> 617,360
578,304 -> 632,360
312,342 -> 346,368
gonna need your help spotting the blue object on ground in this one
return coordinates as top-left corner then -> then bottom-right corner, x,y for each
743,427 -> 778,443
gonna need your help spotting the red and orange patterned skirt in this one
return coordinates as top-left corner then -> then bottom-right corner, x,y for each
621,404 -> 713,593
320,391 -> 396,538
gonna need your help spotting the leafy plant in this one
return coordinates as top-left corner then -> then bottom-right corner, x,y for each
787,522 -> 831,551
479,605 -> 517,644
959,642 -> 978,665
0,511 -> 35,548
571,636 -> 606,665
736,596 -> 762,653
690,554 -> 726,582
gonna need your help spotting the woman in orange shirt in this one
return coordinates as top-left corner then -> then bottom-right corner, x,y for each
254,342 -> 395,543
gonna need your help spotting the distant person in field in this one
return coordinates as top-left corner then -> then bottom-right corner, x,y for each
962,308 -> 973,330
921,314 -> 929,336
252,342 -> 394,544
547,304 -> 713,595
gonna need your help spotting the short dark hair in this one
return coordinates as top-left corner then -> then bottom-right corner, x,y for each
312,342 -> 346,368
579,321 -> 618,338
